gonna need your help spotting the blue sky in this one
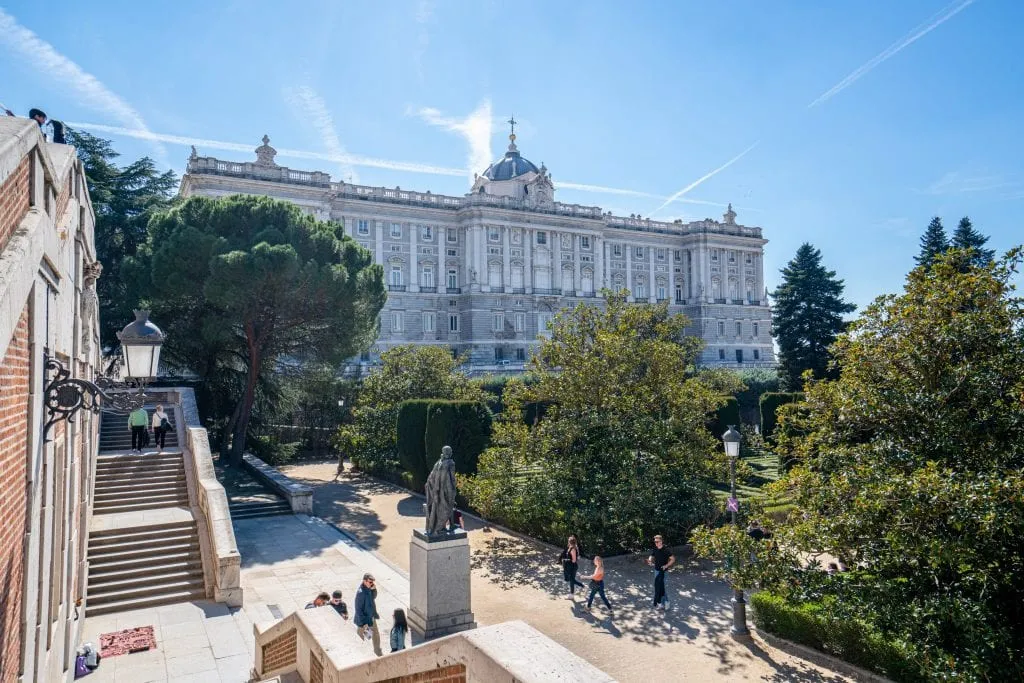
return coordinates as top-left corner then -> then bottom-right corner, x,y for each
2,0 -> 1021,310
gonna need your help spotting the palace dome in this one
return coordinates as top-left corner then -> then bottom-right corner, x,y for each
482,145 -> 539,181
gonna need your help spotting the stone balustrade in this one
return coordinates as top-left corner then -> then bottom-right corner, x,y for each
242,453 -> 314,514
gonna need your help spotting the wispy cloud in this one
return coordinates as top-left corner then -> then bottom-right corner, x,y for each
415,100 -> 493,183
67,121 -> 749,211
284,85 -> 358,183
808,0 -> 976,108
924,170 -> 1020,195
650,142 -> 760,216
0,8 -> 166,160
413,0 -> 435,82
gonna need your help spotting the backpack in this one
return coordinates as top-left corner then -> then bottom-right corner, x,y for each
160,416 -> 170,430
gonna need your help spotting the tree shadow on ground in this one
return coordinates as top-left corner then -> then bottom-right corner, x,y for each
282,470 -> 389,552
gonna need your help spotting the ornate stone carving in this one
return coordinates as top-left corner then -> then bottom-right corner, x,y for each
80,261 -> 102,356
255,135 -> 278,167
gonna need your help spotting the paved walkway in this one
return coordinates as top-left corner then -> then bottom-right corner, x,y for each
281,461 -> 855,683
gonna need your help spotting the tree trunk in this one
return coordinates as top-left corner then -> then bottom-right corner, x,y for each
229,337 -> 262,464
220,399 -> 242,459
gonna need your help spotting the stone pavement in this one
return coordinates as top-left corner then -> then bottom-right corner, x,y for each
282,461 -> 856,683
81,513 -> 409,682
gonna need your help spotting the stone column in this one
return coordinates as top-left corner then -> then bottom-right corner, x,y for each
552,231 -> 561,293
648,247 -> 656,301
410,222 -> 419,292
525,229 -> 533,293
502,226 -> 511,292
625,244 -> 633,301
573,235 -> 582,296
474,226 -> 485,292
595,237 -> 605,291
375,221 -> 384,265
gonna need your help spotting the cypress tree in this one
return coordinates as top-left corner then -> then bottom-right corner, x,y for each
770,243 -> 856,390
915,216 -> 950,268
951,216 -> 995,267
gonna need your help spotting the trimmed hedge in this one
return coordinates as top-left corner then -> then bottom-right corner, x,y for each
708,396 -> 741,439
424,400 -> 492,476
751,592 -> 923,682
396,400 -> 432,488
759,392 -> 804,438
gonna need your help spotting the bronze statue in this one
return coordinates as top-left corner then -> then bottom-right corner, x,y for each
424,446 -> 457,536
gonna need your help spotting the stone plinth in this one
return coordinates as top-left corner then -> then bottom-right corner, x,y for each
408,531 -> 476,640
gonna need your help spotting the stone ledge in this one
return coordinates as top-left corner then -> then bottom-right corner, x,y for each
751,626 -> 895,683
243,453 -> 314,514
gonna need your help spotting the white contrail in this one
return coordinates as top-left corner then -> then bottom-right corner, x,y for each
285,85 -> 358,182
650,142 -> 759,215
0,8 -> 166,159
415,100 -> 493,183
66,121 -> 747,210
808,0 -> 975,108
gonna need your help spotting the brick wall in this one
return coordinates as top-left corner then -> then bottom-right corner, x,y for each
379,663 -> 467,683
261,629 -> 297,672
0,306 -> 31,683
0,157 -> 30,253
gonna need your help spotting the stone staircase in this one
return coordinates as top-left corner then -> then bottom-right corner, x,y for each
229,495 -> 292,520
87,406 -> 206,616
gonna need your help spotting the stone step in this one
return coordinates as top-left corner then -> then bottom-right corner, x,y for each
89,527 -> 197,548
88,532 -> 197,556
88,578 -> 204,606
91,498 -> 190,513
85,588 -> 206,617
89,567 -> 204,594
93,479 -> 186,495
89,519 -> 196,540
96,455 -> 184,468
96,461 -> 184,475
229,502 -> 292,520
90,545 -> 200,570
89,558 -> 202,583
95,470 -> 185,485
93,489 -> 187,505
89,551 -> 200,577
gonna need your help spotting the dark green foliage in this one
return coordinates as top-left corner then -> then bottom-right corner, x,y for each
423,401 -> 492,475
522,400 -> 555,426
733,368 -> 781,425
770,244 -> 855,389
66,128 -> 178,347
759,392 -> 803,438
915,216 -> 950,268
751,592 -> 923,682
951,216 -> 995,268
707,396 -> 740,439
248,434 -> 301,466
396,400 -> 432,488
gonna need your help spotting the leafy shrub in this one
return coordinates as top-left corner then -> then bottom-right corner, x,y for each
751,592 -> 923,682
708,396 -> 741,439
396,400 -> 432,488
423,400 -> 492,475
248,434 -> 301,466
759,392 -> 803,438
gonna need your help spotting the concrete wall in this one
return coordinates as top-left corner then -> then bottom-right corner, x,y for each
0,117 -> 101,683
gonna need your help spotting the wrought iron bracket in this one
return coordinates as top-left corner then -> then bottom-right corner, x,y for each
42,350 -> 147,441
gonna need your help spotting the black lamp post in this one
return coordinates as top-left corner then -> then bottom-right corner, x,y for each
43,310 -> 165,439
722,424 -> 750,637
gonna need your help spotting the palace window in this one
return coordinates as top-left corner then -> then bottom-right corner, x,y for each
516,347 -> 526,361
389,266 -> 403,286
447,227 -> 457,242
719,349 -> 726,360
449,314 -> 459,332
391,222 -> 402,238
753,322 -> 759,337
753,349 -> 760,360
514,312 -> 525,332
711,251 -> 719,261
729,251 -> 736,263
657,285 -> 667,300
423,313 -> 435,333
422,225 -> 433,240
447,248 -> 457,257
357,219 -> 369,235
493,313 -> 505,331
656,249 -> 666,261
391,312 -> 404,332
718,321 -> 725,336
736,322 -> 742,336
674,249 -> 681,261
580,236 -> 591,249
421,267 -> 434,288
536,231 -> 547,245
447,269 -> 458,289
489,227 -> 500,242
612,244 -> 622,257
635,246 -> 644,259
745,253 -> 752,264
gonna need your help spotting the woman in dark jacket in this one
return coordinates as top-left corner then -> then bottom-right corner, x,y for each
561,535 -> 585,598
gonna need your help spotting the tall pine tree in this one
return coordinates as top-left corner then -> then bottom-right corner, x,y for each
771,243 -> 855,390
951,216 -> 995,267
916,216 -> 950,268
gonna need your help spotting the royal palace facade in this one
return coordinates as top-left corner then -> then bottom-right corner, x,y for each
179,132 -> 775,372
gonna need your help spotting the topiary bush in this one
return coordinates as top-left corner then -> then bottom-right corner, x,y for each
396,399 -> 432,489
751,591 -> 923,682
423,400 -> 492,475
759,392 -> 804,438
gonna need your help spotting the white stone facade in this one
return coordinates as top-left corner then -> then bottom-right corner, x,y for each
179,135 -> 775,372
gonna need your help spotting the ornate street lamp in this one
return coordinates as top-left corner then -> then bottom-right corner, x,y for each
43,310 -> 165,439
722,424 -> 750,637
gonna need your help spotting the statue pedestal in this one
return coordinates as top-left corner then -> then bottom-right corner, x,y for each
408,530 -> 476,641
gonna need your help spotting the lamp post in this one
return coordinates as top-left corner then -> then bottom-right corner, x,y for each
722,424 -> 750,637
43,310 -> 165,439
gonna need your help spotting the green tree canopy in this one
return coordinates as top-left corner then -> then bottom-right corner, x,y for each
951,215 -> 995,268
770,243 -> 855,390
915,216 -> 950,268
760,249 -> 1024,680
66,128 -> 177,346
464,293 -> 740,552
138,194 -> 385,461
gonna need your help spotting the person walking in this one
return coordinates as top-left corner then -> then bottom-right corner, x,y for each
389,608 -> 408,652
646,534 -> 676,611
128,407 -> 149,453
354,574 -> 383,657
329,590 -> 348,620
151,405 -> 170,452
560,536 -> 586,599
581,555 -> 612,616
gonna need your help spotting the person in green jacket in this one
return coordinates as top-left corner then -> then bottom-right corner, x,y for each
128,407 -> 149,452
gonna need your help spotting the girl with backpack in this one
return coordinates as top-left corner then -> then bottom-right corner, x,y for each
560,536 -> 585,599
152,405 -> 170,452
390,608 -> 408,652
